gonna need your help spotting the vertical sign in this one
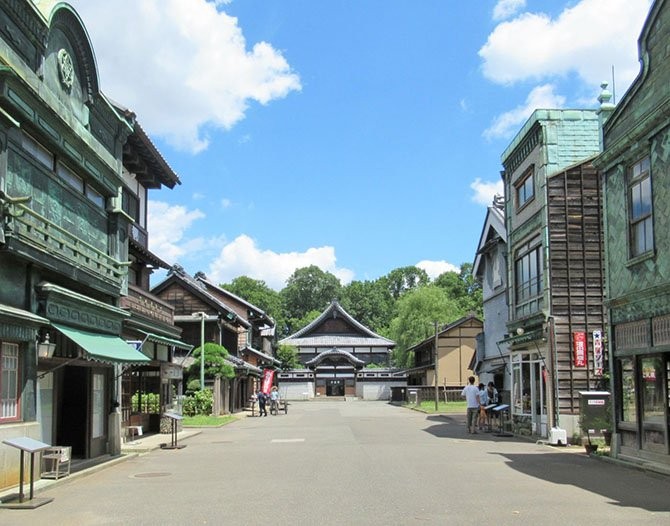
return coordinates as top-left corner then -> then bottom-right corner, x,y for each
573,332 -> 586,367
592,330 -> 603,376
261,369 -> 275,394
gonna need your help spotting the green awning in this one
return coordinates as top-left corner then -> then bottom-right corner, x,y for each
139,331 -> 193,351
53,323 -> 151,365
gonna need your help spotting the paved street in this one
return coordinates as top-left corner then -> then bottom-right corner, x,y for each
2,401 -> 669,525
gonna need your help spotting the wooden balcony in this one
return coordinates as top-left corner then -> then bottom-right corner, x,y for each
120,284 -> 175,325
128,222 -> 148,249
3,200 -> 128,292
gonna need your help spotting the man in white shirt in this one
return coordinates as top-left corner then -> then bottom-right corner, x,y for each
461,376 -> 480,434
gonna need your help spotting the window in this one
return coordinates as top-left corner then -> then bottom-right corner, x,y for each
515,246 -> 542,303
122,188 -> 140,223
628,156 -> 653,257
85,185 -> 105,208
515,167 -> 534,210
619,357 -> 636,423
57,163 -> 84,192
21,134 -> 54,170
0,342 -> 20,422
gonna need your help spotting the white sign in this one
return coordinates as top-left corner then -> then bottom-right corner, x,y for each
592,330 -> 603,376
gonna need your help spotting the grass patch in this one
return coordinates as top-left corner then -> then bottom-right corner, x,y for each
404,400 -> 467,414
182,414 -> 238,427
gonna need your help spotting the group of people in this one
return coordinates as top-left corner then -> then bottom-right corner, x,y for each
461,376 -> 499,434
253,386 -> 281,417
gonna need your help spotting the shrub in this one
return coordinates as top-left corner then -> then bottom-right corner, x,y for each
182,389 -> 213,416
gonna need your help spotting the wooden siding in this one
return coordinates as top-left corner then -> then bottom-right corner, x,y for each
547,161 -> 607,414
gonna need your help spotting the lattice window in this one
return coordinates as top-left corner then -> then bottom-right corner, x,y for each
615,320 -> 649,350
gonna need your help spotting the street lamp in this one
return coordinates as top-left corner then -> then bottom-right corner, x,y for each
192,312 -> 206,390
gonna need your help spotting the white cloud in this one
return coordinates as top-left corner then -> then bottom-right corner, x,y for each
484,84 -> 566,140
416,260 -> 460,280
208,235 -> 355,290
148,201 -> 206,263
69,0 -> 301,153
493,0 -> 526,21
470,178 -> 504,206
221,198 -> 232,209
480,0 -> 652,89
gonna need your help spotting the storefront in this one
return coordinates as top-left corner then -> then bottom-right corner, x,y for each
614,316 -> 670,462
510,351 -> 548,437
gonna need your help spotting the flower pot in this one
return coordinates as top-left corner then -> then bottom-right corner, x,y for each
602,430 -> 612,446
584,444 -> 599,455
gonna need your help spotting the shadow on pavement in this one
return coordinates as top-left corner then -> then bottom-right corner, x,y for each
422,414 -> 522,442
491,451 -> 670,513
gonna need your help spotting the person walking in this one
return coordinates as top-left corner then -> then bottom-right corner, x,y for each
477,383 -> 489,431
257,389 -> 268,417
270,386 -> 280,415
461,376 -> 480,434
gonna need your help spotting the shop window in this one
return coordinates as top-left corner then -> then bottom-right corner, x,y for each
640,356 -> 664,425
619,358 -> 636,423
0,342 -> 20,422
628,156 -> 654,258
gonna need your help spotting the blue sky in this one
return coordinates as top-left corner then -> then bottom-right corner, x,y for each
67,0 -> 653,289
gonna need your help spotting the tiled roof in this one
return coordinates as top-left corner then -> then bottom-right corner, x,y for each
280,300 -> 395,346
283,335 -> 393,348
304,347 -> 365,367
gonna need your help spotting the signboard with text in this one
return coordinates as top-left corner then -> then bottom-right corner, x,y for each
573,332 -> 586,367
592,330 -> 603,376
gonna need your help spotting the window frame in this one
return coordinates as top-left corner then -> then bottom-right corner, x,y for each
628,156 -> 654,258
0,342 -> 21,423
514,245 -> 542,305
515,166 -> 535,211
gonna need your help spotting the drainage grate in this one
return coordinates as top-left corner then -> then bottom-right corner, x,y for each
132,472 -> 172,478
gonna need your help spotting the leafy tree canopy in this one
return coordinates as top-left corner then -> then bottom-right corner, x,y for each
281,265 -> 341,330
188,342 -> 235,384
340,278 -> 394,334
433,263 -> 482,318
276,344 -> 300,371
385,266 -> 429,300
388,285 -> 462,368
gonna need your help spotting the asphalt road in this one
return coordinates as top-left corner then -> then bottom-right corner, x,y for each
2,401 -> 669,525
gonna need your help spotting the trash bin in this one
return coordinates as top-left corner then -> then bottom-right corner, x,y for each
408,388 -> 419,405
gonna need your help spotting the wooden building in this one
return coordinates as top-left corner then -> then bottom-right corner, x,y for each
499,109 -> 605,438
0,0 -> 182,488
151,267 -> 277,412
115,107 -> 192,438
278,301 -> 404,399
472,196 -> 509,392
404,315 -> 481,388
594,0 -> 670,467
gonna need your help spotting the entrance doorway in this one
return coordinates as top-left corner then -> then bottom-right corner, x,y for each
59,366 -> 88,457
326,379 -> 344,396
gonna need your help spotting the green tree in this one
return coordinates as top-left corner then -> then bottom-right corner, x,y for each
340,278 -> 394,333
187,342 -> 235,388
433,263 -> 482,317
276,344 -> 301,370
220,275 -> 287,335
388,285 -> 461,368
281,265 -> 341,333
385,266 -> 429,300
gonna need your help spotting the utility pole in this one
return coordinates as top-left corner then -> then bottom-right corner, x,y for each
434,321 -> 439,411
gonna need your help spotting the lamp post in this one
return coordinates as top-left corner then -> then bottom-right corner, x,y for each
192,312 -> 206,390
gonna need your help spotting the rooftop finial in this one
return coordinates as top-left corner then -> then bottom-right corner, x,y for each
598,81 -> 614,110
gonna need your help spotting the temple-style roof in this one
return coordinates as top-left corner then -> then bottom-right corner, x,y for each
304,347 -> 365,367
280,300 -> 394,348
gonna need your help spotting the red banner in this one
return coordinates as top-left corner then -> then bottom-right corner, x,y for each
573,332 -> 586,367
261,369 -> 275,394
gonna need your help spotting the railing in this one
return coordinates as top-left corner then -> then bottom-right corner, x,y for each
120,285 -> 175,325
128,222 -> 148,249
4,202 -> 127,289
